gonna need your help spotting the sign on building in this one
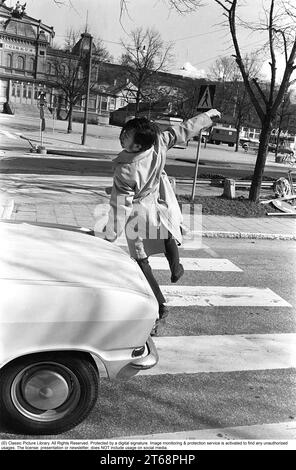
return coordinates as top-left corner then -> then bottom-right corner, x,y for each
3,42 -> 35,54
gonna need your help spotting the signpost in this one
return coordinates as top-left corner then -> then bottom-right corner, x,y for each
37,91 -> 47,154
81,33 -> 93,146
52,106 -> 57,133
191,84 -> 216,201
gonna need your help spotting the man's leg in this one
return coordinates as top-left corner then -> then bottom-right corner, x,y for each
136,257 -> 166,306
134,237 -> 168,335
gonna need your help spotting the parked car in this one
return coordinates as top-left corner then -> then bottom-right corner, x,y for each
0,220 -> 158,434
208,126 -> 237,146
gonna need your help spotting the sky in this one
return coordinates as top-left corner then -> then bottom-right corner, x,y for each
12,0 -> 290,80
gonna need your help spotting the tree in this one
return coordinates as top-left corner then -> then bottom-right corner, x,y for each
64,28 -> 113,62
48,31 -> 112,133
49,51 -> 89,133
119,0 -> 203,17
208,55 -> 261,151
272,93 -> 296,156
214,0 -> 296,201
120,27 -> 174,115
52,0 -> 204,15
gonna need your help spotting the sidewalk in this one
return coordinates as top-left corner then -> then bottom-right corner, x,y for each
1,178 -> 295,240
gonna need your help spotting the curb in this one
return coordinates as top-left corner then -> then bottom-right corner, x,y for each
200,230 -> 296,240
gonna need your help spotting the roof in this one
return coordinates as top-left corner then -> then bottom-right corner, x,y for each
0,3 -> 54,39
1,17 -> 36,39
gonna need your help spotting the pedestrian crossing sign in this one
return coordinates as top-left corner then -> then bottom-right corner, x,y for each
197,84 -> 216,111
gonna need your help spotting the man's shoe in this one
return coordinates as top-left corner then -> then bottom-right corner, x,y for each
171,264 -> 184,283
151,305 -> 169,336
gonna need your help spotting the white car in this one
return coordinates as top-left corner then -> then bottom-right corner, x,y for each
0,220 -> 158,435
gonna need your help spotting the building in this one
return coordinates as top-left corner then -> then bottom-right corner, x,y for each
0,0 -> 136,123
0,0 -> 55,114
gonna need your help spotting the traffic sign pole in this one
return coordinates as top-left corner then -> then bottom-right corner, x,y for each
190,83 -> 216,201
191,130 -> 202,201
40,116 -> 43,146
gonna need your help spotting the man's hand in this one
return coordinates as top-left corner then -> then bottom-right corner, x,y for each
205,109 -> 221,120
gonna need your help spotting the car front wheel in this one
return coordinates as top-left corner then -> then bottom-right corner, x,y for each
0,352 -> 99,435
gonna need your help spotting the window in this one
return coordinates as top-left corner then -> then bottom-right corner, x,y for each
109,98 -> 115,111
89,98 -> 96,110
39,50 -> 45,56
7,54 -> 12,68
23,86 -> 27,98
101,96 -> 107,111
17,56 -> 24,70
29,58 -> 35,71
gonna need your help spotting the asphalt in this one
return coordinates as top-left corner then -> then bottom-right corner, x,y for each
0,125 -> 295,240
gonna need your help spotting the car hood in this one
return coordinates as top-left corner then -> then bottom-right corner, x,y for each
0,222 -> 152,297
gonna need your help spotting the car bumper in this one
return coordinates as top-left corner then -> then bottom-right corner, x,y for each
130,336 -> 159,370
115,336 -> 159,379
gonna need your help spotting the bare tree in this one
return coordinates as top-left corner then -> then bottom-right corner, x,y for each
94,38 -> 113,63
63,28 -> 113,62
120,27 -> 174,115
52,0 -> 203,16
49,52 -> 90,133
119,0 -> 203,19
48,31 -> 112,133
273,93 -> 296,156
209,54 -> 261,151
214,0 -> 296,201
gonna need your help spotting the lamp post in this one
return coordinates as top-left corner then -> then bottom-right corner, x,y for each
81,33 -> 93,146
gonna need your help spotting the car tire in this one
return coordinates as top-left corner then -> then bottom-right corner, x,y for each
0,352 -> 99,435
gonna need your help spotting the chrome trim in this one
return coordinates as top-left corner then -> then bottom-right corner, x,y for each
130,336 -> 159,370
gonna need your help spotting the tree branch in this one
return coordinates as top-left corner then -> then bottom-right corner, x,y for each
216,0 -> 265,121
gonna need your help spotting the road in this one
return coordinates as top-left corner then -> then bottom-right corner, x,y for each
0,237 -> 295,441
0,114 -> 292,180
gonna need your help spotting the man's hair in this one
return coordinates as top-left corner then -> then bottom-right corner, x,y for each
120,117 -> 160,151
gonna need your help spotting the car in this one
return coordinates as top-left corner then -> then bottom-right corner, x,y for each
0,220 -> 159,435
276,147 -> 295,156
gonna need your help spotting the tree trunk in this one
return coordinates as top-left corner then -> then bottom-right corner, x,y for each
275,110 -> 284,158
67,104 -> 73,134
135,88 -> 141,117
235,115 -> 242,152
249,121 -> 271,202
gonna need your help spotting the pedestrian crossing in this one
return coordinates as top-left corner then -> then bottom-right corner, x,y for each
150,256 -> 242,272
124,420 -> 296,441
117,249 -> 295,441
160,285 -> 291,307
140,333 -> 296,375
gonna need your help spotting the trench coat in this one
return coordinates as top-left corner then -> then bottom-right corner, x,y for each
104,112 -> 213,259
